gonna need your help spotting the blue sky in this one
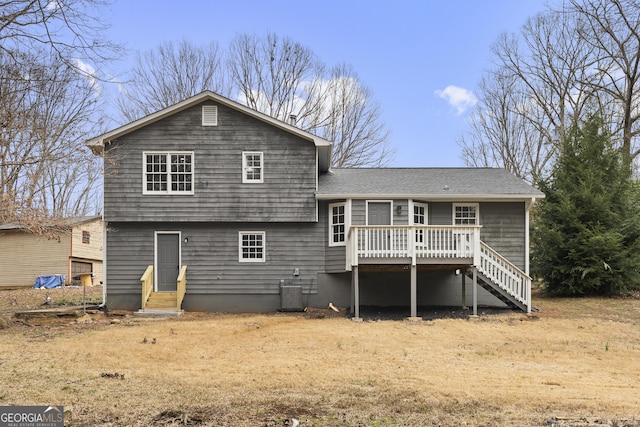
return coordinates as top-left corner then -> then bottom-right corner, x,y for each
103,0 -> 549,167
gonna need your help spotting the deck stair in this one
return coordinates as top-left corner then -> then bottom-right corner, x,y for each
468,241 -> 531,312
473,271 -> 528,312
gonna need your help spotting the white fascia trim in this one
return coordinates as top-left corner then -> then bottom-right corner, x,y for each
316,194 -> 545,202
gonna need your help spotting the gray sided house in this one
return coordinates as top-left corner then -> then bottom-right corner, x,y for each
87,91 -> 544,318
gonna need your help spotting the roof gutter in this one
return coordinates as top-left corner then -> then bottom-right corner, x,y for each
315,193 -> 545,202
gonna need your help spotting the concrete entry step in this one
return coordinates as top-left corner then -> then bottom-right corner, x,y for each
134,309 -> 183,318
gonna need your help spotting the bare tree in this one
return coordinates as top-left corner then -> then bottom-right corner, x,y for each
460,7 -> 609,182
227,33 -> 392,167
0,0 -> 120,77
567,0 -> 640,171
119,33 -> 393,168
316,64 -> 392,167
0,0 -> 118,233
0,50 -> 103,228
459,72 -> 552,184
117,39 -> 228,122
227,33 -> 329,128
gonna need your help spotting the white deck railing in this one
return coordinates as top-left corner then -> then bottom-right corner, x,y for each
347,225 -> 530,312
478,242 -> 531,311
349,225 -> 481,265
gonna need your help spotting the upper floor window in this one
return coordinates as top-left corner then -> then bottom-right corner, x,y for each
82,231 -> 90,244
242,152 -> 263,183
453,203 -> 479,225
329,202 -> 346,247
239,231 -> 265,262
143,152 -> 194,195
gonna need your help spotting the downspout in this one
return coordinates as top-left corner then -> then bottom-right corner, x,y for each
315,149 -> 318,223
101,142 -> 107,309
68,226 -> 73,285
102,219 -> 107,309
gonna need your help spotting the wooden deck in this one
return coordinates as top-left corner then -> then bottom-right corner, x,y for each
347,225 -> 531,316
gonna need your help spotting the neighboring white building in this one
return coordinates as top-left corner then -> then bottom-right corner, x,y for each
0,216 -> 103,288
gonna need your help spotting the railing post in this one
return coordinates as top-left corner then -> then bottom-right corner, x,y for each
410,226 -> 416,266
472,267 -> 478,316
473,227 -> 481,267
526,277 -> 532,313
345,228 -> 352,271
140,265 -> 153,310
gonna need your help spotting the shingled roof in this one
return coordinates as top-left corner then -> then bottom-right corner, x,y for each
317,168 -> 544,201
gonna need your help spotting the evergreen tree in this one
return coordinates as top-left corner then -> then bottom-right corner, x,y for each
532,114 -> 640,296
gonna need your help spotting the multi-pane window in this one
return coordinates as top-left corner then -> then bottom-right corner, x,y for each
82,231 -> 90,244
413,204 -> 426,225
413,203 -> 427,243
242,152 -> 263,183
453,203 -> 479,225
329,203 -> 346,247
239,232 -> 265,262
143,152 -> 193,194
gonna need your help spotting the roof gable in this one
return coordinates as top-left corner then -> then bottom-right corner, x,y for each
86,91 -> 332,171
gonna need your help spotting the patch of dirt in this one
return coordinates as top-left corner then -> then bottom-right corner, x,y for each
0,286 -> 527,336
370,305 -> 518,320
0,285 -> 110,334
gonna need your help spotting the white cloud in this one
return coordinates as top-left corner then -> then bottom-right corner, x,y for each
46,1 -> 60,11
74,59 -> 101,97
435,85 -> 478,115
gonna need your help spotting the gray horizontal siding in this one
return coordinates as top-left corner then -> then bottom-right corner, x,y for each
106,221 -> 327,301
348,200 -> 526,269
352,200 -> 366,225
429,202 -> 452,225
104,101 -> 317,223
479,202 -> 526,269
430,201 -> 526,268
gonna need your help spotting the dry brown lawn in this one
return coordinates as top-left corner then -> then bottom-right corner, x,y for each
1,286 -> 640,426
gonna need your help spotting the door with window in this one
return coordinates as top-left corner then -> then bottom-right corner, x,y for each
156,233 -> 180,292
367,202 -> 392,252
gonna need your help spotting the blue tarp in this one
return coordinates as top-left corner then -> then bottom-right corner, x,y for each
34,275 -> 64,289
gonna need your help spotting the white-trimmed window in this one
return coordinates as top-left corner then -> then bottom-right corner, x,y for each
82,231 -> 90,244
413,203 -> 427,226
242,152 -> 263,183
453,203 -> 479,225
202,105 -> 218,126
329,202 -> 346,247
413,202 -> 428,243
143,152 -> 194,195
239,232 -> 265,262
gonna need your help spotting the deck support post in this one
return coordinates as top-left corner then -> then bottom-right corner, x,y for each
472,267 -> 478,316
352,266 -> 360,320
408,264 -> 418,319
461,268 -> 467,309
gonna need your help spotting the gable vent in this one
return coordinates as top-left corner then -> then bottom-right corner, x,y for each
202,105 -> 218,126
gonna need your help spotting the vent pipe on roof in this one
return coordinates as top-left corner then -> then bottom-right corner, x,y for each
289,114 -> 297,126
